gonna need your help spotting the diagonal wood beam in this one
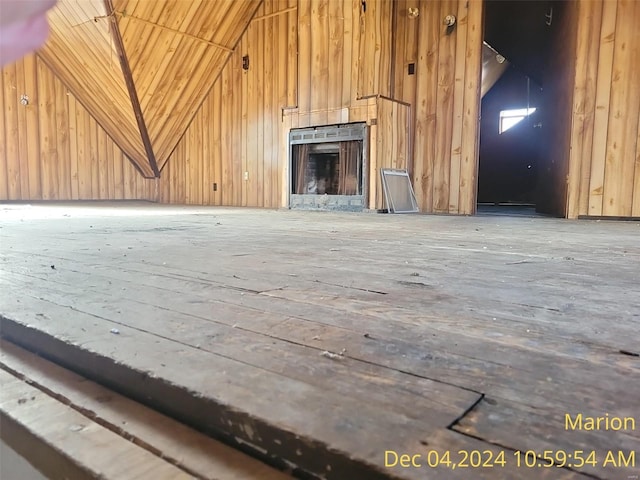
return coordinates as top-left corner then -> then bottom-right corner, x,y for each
103,0 -> 159,178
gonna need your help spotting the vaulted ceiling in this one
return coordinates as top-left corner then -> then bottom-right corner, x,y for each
39,0 -> 263,177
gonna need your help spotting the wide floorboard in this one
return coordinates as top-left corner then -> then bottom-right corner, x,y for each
1,202 -> 638,479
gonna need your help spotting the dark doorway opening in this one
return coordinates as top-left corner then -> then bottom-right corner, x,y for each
477,67 -> 542,209
477,0 -> 576,217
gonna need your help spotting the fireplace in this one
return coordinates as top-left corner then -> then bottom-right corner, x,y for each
289,123 -> 367,211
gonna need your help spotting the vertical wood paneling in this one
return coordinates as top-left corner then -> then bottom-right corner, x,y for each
566,0 -> 640,218
256,4 -> 266,206
433,0 -> 456,213
202,88 -> 212,206
358,0 -> 392,98
107,135 -> 116,199
159,0 -> 299,208
634,120 -> 640,216
88,109 -> 101,199
54,71 -> 71,199
349,0 -> 362,105
5,0 -> 638,219
631,115 -> 640,217
399,0 -> 482,214
602,0 -> 639,216
37,58 -> 58,200
297,0 -> 312,114
68,93 -> 79,199
220,51 -> 233,206
98,123 -> 109,199
23,55 -> 42,199
328,0 -> 345,120
159,0 -> 482,214
586,3 -> 610,214
378,1 -> 393,98
412,1 -> 440,212
264,1 -> 275,206
0,71 -> 8,199
448,0 -> 469,214
276,1 -> 289,206
0,55 -> 155,201
367,100 -> 378,209
3,63 -> 21,199
310,0 -> 329,125
15,61 -> 31,198
113,147 -> 124,200
457,0 -> 483,214
39,0 -> 153,176
232,48 -> 243,207
341,0 -> 354,107
287,0 -> 299,107
124,142 -> 136,198
391,3 -> 405,100
567,0 -> 602,218
391,1 -> 419,105
77,97 -> 92,199
374,97 -> 411,209
248,7 -> 260,207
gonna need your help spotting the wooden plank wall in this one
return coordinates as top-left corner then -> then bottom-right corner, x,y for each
38,0 -> 154,177
394,0 -> 483,215
159,0 -> 395,208
566,0 -> 640,218
159,0 -> 482,213
4,0 -> 640,219
0,56 -> 155,201
158,0 -> 483,213
372,97 -> 411,209
287,0 -> 393,126
158,0 -> 296,207
357,0 -> 393,99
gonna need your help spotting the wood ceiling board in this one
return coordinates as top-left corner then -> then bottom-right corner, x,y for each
46,3 -> 123,98
117,1 -> 174,74
115,0 -> 262,170
149,41 -> 223,161
41,0 -> 154,177
116,1 -> 158,67
71,0 -> 115,46
129,2 -> 204,108
112,0 -> 143,38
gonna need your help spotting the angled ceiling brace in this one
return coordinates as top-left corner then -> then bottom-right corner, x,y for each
103,0 -> 159,178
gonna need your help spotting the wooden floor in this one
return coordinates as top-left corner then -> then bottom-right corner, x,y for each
0,202 -> 638,480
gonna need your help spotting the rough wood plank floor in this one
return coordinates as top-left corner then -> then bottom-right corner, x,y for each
0,340 -> 291,480
0,202 -> 638,480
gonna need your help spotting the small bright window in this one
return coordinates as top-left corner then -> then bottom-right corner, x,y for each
499,108 -> 536,134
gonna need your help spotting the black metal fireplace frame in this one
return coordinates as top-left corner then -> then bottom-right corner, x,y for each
287,123 -> 368,211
